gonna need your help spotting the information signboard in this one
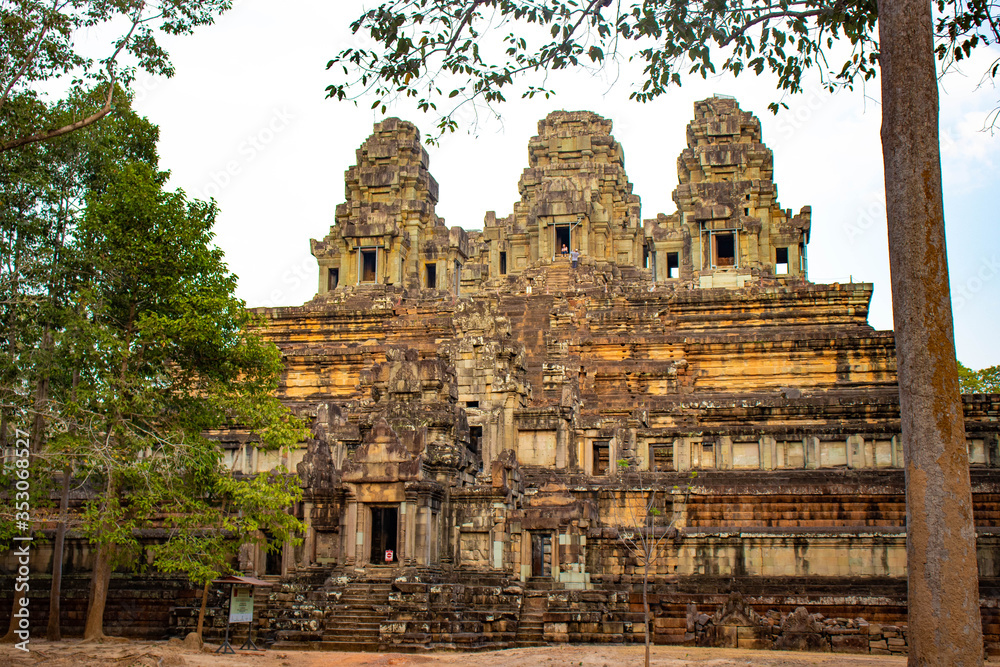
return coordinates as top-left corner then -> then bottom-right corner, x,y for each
229,586 -> 254,623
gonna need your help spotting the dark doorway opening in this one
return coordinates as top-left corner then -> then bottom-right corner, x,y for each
263,532 -> 282,575
328,268 -> 339,291
361,249 -> 377,282
370,506 -> 398,564
530,532 -> 552,577
555,226 -> 570,255
425,262 -> 437,288
499,251 -> 507,275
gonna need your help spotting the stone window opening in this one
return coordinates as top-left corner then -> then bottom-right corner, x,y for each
425,262 -> 437,289
712,232 -> 737,268
328,267 -> 339,291
370,505 -> 399,564
667,252 -> 680,279
593,440 -> 611,475
360,248 -> 378,283
651,444 -> 674,471
499,251 -> 507,275
775,247 -> 789,275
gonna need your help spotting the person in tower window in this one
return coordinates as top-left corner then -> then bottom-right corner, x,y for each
561,243 -> 569,257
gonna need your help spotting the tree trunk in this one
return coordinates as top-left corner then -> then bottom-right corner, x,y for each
643,559 -> 650,667
196,580 -> 210,638
878,0 -> 984,664
0,592 -> 29,643
28,328 -> 51,456
46,466 -> 72,640
83,545 -> 112,641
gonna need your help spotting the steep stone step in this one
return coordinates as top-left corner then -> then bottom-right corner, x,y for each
318,580 -> 393,652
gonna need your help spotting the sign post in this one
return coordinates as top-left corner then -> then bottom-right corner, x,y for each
212,575 -> 272,653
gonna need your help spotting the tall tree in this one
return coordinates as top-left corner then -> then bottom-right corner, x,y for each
0,87 -> 160,642
67,161 -> 306,640
327,1 -> 998,663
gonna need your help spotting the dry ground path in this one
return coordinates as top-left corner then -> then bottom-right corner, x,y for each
3,640 -> 1000,667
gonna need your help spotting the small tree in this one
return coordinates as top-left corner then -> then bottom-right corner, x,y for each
611,458 -> 695,667
150,465 -> 305,639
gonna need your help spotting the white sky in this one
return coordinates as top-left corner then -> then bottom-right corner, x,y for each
123,0 -> 1000,368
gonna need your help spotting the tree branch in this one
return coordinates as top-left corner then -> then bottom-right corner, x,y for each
446,0 -> 489,54
0,0 -> 145,153
718,6 -> 835,47
0,80 -> 114,153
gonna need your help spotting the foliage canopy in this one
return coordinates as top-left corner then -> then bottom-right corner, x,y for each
959,361 -> 1000,393
0,0 -> 234,151
326,0 -> 999,138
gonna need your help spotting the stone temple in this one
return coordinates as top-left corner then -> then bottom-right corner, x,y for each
231,97 -> 999,654
8,97 -> 1000,654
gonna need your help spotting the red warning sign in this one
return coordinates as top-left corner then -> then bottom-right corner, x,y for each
385,549 -> 394,562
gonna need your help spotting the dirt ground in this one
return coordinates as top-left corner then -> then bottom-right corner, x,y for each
2,640 -> 1000,667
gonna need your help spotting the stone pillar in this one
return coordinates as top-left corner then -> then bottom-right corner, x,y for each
556,419 -> 569,469
847,434 -> 866,469
492,505 -> 506,570
759,436 -> 776,471
302,501 -> 315,566
345,497 -> 360,567
804,436 -> 820,470
891,434 -> 903,468
415,503 -> 429,566
675,437 -> 691,472
396,494 -> 417,565
718,436 -> 733,470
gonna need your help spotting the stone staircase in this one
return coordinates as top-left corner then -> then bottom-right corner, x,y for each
545,259 -> 575,293
319,581 -> 392,652
514,590 -> 548,647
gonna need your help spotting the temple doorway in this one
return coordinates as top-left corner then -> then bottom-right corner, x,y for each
262,532 -> 283,575
530,532 -> 552,578
370,506 -> 398,564
554,225 -> 571,255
